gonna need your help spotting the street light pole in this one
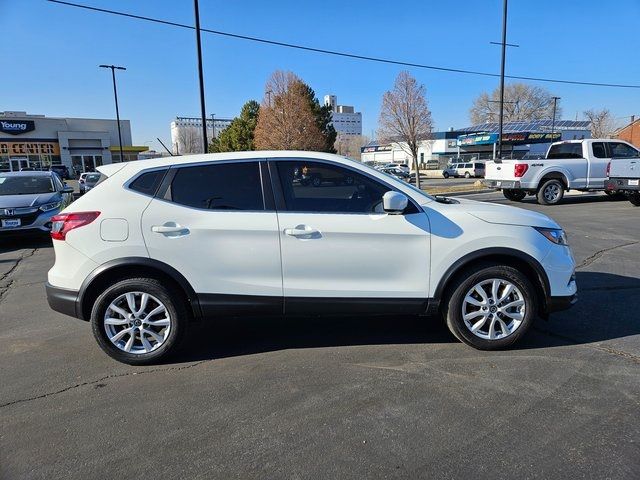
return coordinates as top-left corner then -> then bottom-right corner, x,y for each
193,0 -> 208,154
497,0 -> 508,160
99,64 -> 126,164
551,96 -> 561,139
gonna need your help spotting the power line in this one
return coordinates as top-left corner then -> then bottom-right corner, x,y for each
48,0 -> 640,89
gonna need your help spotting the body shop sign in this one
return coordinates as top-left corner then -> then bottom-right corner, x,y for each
0,120 -> 35,135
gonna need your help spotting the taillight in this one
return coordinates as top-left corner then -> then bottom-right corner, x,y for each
50,212 -> 100,240
606,162 -> 611,177
514,164 -> 529,177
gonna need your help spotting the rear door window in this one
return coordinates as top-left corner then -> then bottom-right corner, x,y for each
547,143 -> 583,159
169,161 -> 264,210
592,142 -> 607,158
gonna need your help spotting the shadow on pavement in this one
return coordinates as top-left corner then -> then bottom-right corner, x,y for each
515,193 -> 628,206
0,233 -> 52,254
172,271 -> 640,363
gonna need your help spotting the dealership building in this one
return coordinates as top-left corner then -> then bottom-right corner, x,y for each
361,120 -> 592,167
0,111 -> 148,175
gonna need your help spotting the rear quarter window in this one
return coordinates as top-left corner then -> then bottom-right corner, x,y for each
547,143 -> 583,159
129,169 -> 167,196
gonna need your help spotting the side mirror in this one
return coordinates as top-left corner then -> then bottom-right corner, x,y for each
61,186 -> 74,194
383,191 -> 408,214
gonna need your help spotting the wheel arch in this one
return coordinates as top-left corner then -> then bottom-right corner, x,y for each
537,170 -> 570,189
77,257 -> 201,321
431,247 -> 550,315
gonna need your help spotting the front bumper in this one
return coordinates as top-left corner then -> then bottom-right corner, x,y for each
0,208 -> 59,233
605,178 -> 640,192
545,293 -> 578,314
45,282 -> 81,319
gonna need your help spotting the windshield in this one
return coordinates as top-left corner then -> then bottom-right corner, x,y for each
0,175 -> 55,195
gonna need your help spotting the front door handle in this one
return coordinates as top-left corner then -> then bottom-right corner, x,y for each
284,225 -> 321,238
151,223 -> 190,236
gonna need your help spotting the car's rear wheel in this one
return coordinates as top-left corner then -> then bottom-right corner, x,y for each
503,189 -> 526,202
537,179 -> 565,205
628,192 -> 640,206
464,172 -> 471,178
444,264 -> 537,350
91,278 -> 188,365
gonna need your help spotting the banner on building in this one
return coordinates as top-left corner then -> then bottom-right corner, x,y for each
0,141 -> 60,155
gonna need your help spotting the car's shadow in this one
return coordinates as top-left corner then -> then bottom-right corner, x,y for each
515,193 -> 629,206
172,271 -> 640,363
0,233 -> 52,254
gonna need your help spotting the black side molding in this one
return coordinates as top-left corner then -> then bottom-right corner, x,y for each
284,297 -> 429,316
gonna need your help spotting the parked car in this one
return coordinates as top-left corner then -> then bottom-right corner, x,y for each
0,171 -> 74,234
50,165 -> 71,180
296,164 -> 354,187
605,157 -> 640,206
382,163 -> 410,173
380,166 -> 410,179
484,139 -> 640,205
443,162 -> 485,178
45,151 -> 577,364
79,172 -> 101,194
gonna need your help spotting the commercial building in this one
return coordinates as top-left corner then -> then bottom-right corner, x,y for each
614,115 -> 640,149
0,111 -> 147,175
361,120 -> 591,167
170,116 -> 233,155
323,95 -> 362,136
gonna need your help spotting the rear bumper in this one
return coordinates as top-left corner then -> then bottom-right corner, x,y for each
45,282 -> 81,319
483,179 -> 522,189
605,178 -> 640,192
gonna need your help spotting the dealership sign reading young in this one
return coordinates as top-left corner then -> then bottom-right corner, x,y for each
0,120 -> 36,135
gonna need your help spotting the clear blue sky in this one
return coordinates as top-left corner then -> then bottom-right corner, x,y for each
3,0 -> 640,151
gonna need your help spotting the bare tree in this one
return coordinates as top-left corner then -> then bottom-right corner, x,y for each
334,134 -> 370,160
583,108 -> 616,138
378,71 -> 433,189
470,83 -> 561,125
175,125 -> 202,155
254,71 -> 325,151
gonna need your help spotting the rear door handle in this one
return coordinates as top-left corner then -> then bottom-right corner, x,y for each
284,225 -> 321,238
151,223 -> 190,236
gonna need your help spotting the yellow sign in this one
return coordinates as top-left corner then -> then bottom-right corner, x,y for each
0,141 -> 60,156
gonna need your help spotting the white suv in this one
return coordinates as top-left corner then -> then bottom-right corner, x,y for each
46,151 -> 577,364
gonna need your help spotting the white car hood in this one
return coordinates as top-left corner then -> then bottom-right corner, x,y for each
452,197 -> 560,228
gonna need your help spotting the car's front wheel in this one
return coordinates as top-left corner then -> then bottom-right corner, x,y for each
91,277 -> 188,365
443,172 -> 450,179
444,264 -> 537,350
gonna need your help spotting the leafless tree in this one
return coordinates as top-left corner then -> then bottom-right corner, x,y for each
378,71 -> 433,189
254,71 -> 325,151
470,83 -> 562,125
175,125 -> 202,155
334,134 -> 370,160
583,108 -> 616,138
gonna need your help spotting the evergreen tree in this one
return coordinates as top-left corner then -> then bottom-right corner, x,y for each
209,100 -> 260,152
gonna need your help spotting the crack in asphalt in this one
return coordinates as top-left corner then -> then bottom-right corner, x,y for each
0,248 -> 37,304
576,241 -> 639,270
532,326 -> 640,364
0,360 -> 209,409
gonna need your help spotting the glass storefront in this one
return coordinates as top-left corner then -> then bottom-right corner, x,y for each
71,155 -> 103,175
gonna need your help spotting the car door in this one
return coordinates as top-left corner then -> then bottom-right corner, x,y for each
587,141 -> 611,188
271,159 -> 430,315
601,142 -> 640,186
141,160 -> 283,316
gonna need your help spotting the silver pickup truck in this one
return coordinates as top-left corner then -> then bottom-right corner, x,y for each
605,157 -> 640,206
484,139 -> 640,205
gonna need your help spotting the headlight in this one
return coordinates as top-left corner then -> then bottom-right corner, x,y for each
534,227 -> 568,245
40,201 -> 62,212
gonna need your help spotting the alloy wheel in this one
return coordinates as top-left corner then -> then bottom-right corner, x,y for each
543,183 -> 561,202
461,278 -> 526,340
104,292 -> 172,354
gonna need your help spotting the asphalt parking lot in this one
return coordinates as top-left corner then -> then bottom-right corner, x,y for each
1,191 -> 639,479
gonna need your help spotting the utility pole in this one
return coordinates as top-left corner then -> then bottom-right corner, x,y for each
551,96 -> 561,140
194,0 -> 208,153
99,64 -> 126,164
211,113 -> 216,139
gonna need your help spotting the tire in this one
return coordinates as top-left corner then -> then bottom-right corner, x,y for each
503,189 -> 526,202
311,175 -> 322,187
443,264 -> 537,350
91,277 -> 189,365
629,193 -> 640,206
443,172 -> 450,179
537,179 -> 565,205
464,172 -> 471,178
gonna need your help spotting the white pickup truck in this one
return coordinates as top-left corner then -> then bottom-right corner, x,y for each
484,139 -> 640,205
605,156 -> 640,206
